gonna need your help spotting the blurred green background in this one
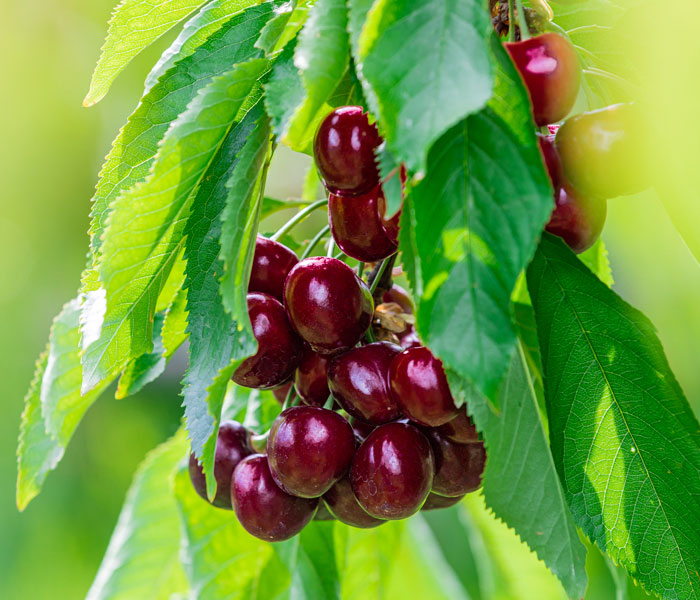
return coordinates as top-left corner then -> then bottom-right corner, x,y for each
2,1 -> 698,599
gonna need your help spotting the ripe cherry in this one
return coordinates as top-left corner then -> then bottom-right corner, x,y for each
284,257 -> 373,355
249,236 -> 299,301
323,477 -> 384,528
389,347 -> 458,427
350,422 -> 435,520
351,418 -> 375,443
328,342 -> 402,425
328,186 -> 399,262
421,492 -> 465,511
267,406 -> 356,498
425,431 -> 486,497
232,293 -> 304,389
231,454 -> 317,542
545,185 -> 607,254
505,32 -> 581,126
272,382 -> 292,404
436,407 -> 478,444
189,420 -> 252,509
398,326 -> 421,349
294,346 -> 330,406
555,103 -> 651,198
538,133 -> 563,188
313,106 -> 382,196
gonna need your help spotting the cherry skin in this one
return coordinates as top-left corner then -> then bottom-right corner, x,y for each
545,185 -> 607,254
272,382 -> 292,404
232,293 -> 304,389
350,422 -> 435,520
421,492 -> 465,511
382,284 -> 414,316
294,346 -> 330,406
351,418 -> 376,443
328,186 -> 399,262
425,431 -> 487,497
267,406 -> 356,498
284,257 -> 374,355
232,454 -> 318,542
328,342 -> 403,425
538,133 -> 563,189
249,236 -> 299,301
313,106 -> 382,196
505,32 -> 581,126
389,347 -> 459,427
323,477 -> 385,528
189,420 -> 253,509
398,326 -> 421,349
555,103 -> 651,198
436,406 -> 478,444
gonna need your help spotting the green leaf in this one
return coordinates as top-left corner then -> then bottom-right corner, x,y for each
466,345 -> 588,598
376,145 -> 402,219
82,59 -> 269,395
256,0 -> 313,56
527,233 -> 700,600
348,0 -> 493,172
84,0 -> 206,106
222,384 -> 281,433
144,0 -> 262,93
17,298 -> 115,510
162,286 -> 190,356
400,37 -> 553,400
86,430 -> 189,600
182,99 -> 268,499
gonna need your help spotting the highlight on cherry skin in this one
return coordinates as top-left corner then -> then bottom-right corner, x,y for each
248,235 -> 299,301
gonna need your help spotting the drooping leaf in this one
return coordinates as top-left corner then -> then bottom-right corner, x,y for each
82,58 -> 269,395
400,37 -> 552,400
527,233 -> 700,600
255,0 -> 313,56
376,145 -> 403,219
348,0 -> 493,173
84,0 -> 206,106
181,99 -> 268,499
85,430 -> 189,600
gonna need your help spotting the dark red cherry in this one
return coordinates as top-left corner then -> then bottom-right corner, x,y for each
313,106 -> 382,196
294,346 -> 330,406
425,431 -> 486,497
328,342 -> 402,425
351,418 -> 376,443
272,382 -> 292,404
382,284 -> 414,315
436,407 -> 478,444
351,423 -> 434,519
284,257 -> 374,355
389,347 -> 458,427
329,186 -> 399,262
189,420 -> 253,509
267,406 -> 356,498
421,492 -> 465,511
232,293 -> 304,389
398,326 -> 421,349
545,185 -> 607,254
505,32 -> 581,126
323,477 -> 384,528
538,133 -> 563,189
231,454 -> 317,542
249,236 -> 299,301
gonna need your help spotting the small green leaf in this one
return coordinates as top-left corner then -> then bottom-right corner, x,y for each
527,233 -> 700,600
256,0 -> 313,56
86,430 -> 189,600
348,0 -> 493,172
84,0 -> 206,106
376,145 -> 402,219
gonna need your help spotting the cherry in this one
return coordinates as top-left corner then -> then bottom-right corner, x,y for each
398,326 -> 421,349
328,186 -> 399,262
382,284 -> 414,316
555,103 -> 651,198
232,293 -> 304,389
328,342 -> 402,425
505,32 -> 581,127
294,346 -> 330,406
421,492 -> 465,511
267,406 -> 356,498
545,185 -> 607,254
284,257 -> 374,355
389,347 -> 458,427
350,422 -> 434,520
249,236 -> 299,301
538,133 -> 563,188
425,431 -> 486,497
189,420 -> 253,509
232,454 -> 317,542
351,418 -> 376,443
272,382 -> 292,404
313,106 -> 382,196
323,477 -> 384,528
436,406 -> 478,444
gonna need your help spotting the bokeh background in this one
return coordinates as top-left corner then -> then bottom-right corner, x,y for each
1,1 -> 698,598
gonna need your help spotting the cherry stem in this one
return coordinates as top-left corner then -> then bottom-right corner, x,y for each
357,262 -> 365,279
368,253 -> 396,296
249,431 -> 269,453
364,325 -> 377,344
300,224 -> 331,260
323,395 -> 335,410
507,0 -> 516,42
326,235 -> 336,258
514,0 -> 531,40
281,384 -> 296,411
270,198 -> 328,242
